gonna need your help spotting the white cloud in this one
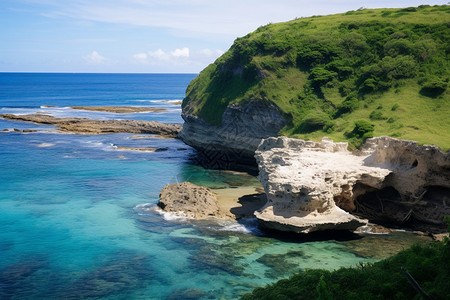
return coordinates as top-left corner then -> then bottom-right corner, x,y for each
82,51 -> 109,64
148,49 -> 170,61
133,53 -> 148,60
170,47 -> 189,58
134,48 -> 191,64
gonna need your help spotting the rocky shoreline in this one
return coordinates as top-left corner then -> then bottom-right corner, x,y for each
0,113 -> 181,137
164,133 -> 449,235
3,109 -> 448,235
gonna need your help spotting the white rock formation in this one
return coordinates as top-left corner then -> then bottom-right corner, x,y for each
255,136 -> 450,233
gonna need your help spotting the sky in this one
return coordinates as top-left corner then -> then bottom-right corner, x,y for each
0,0 -> 447,73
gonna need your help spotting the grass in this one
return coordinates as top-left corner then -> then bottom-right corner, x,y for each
183,5 -> 450,150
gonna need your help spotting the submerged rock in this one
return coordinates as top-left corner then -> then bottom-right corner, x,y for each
166,288 -> 206,300
255,136 -> 450,234
158,182 -> 231,219
62,251 -> 156,299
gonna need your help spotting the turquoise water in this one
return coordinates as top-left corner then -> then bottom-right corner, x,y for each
0,74 -> 430,299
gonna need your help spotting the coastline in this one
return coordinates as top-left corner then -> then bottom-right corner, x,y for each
0,113 -> 181,137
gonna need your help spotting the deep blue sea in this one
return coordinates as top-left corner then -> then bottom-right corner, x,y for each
0,73 -> 430,299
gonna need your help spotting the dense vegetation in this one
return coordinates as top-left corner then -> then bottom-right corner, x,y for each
242,224 -> 450,300
183,5 -> 450,149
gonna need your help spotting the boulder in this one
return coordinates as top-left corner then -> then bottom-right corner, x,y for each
158,182 -> 229,219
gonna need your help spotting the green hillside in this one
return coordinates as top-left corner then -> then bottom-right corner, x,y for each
183,5 -> 450,150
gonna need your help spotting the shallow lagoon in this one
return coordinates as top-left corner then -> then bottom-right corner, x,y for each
0,74 -> 431,299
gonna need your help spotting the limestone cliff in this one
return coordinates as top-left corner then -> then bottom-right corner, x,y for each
255,136 -> 450,234
179,100 -> 286,168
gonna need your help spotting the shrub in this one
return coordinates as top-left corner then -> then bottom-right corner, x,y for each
369,110 -> 387,120
351,120 -> 375,137
296,112 -> 333,133
420,77 -> 448,97
384,39 -> 414,57
335,96 -> 359,117
309,67 -> 338,88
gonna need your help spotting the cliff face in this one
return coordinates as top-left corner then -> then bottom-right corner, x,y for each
255,136 -> 450,233
179,100 -> 286,168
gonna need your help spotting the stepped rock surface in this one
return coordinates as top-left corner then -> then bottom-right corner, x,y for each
0,114 -> 181,137
179,100 -> 286,168
255,136 -> 450,233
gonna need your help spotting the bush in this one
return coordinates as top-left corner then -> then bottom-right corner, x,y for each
420,77 -> 448,97
369,110 -> 387,120
351,120 -> 375,137
296,112 -> 334,133
309,67 -> 338,88
335,96 -> 359,117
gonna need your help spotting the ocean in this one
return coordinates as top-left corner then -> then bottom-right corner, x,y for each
0,73 -> 430,299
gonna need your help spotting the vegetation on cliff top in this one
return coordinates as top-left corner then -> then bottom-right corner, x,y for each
183,5 -> 450,149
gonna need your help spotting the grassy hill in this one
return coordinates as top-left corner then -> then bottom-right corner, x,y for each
183,5 -> 450,150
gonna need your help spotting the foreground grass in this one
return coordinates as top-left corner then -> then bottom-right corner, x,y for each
242,239 -> 450,300
183,5 -> 450,150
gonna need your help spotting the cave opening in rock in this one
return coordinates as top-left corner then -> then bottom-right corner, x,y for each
423,186 -> 450,206
352,184 -> 402,225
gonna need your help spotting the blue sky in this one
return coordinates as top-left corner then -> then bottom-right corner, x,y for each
0,0 -> 446,73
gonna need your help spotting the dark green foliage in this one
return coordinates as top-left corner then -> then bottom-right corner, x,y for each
242,241 -> 450,300
345,120 -> 375,147
295,112 -> 333,134
358,55 -> 417,92
335,95 -> 359,117
309,67 -> 338,88
351,120 -> 375,137
420,77 -> 448,97
370,110 -> 387,120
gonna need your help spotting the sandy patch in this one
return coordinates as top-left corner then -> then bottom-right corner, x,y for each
212,185 -> 266,219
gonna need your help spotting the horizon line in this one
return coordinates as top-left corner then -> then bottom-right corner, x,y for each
0,71 -> 199,75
